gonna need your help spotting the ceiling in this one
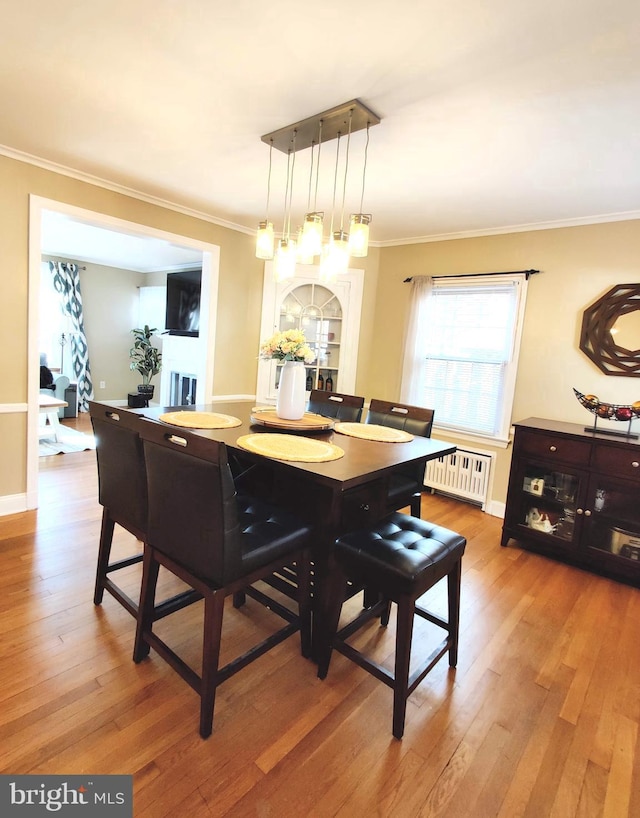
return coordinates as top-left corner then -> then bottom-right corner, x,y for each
4,0 -> 640,257
40,210 -> 203,272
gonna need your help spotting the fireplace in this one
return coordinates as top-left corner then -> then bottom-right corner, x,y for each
170,371 -> 197,406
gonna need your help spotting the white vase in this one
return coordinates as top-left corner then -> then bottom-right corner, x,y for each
276,360 -> 306,420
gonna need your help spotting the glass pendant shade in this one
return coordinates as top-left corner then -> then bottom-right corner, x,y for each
348,214 -> 370,257
300,212 -> 324,258
295,226 -> 314,265
320,231 -> 350,281
256,220 -> 275,260
274,237 -> 297,281
332,230 -> 350,274
319,243 -> 336,282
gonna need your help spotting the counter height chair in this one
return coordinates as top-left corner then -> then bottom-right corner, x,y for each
239,389 -> 364,613
307,390 -> 365,422
90,401 -> 199,621
90,401 -> 148,617
317,512 -> 466,739
366,399 -> 435,518
133,420 -> 312,738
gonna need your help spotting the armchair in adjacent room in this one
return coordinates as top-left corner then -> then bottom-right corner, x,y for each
40,355 -> 70,418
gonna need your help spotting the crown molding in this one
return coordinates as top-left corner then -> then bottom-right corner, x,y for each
375,210 -> 640,247
3,143 -> 639,248
0,144 -> 254,236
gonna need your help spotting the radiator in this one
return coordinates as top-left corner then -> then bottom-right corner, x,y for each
424,448 -> 493,509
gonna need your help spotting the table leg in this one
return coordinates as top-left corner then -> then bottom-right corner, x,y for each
39,410 -> 64,442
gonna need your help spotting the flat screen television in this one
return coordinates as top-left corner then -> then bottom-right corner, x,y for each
165,269 -> 201,337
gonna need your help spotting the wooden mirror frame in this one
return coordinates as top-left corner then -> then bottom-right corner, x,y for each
580,283 -> 640,376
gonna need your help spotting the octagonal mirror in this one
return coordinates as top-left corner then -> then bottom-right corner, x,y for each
580,283 -> 640,376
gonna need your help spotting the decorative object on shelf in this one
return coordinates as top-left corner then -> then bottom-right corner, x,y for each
579,283 -> 640,376
255,99 -> 380,280
525,507 -> 555,533
260,329 -> 316,420
594,488 -> 606,512
573,387 -> 640,439
129,325 -> 162,401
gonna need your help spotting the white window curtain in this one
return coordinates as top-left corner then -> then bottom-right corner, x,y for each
400,275 -> 432,406
401,273 -> 528,441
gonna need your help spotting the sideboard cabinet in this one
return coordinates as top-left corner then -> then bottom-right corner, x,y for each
502,417 -> 640,586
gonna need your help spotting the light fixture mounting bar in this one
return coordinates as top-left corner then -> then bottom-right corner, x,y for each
261,99 -> 380,154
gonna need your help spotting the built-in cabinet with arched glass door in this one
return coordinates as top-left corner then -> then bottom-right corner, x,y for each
256,264 -> 364,406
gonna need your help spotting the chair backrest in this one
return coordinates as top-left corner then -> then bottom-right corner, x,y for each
366,399 -> 434,438
307,390 -> 365,422
89,401 -> 148,538
138,420 -> 243,585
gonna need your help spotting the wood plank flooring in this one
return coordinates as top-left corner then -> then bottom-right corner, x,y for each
1,415 -> 639,816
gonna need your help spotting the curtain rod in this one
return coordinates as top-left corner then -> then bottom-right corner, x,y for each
403,269 -> 540,283
48,260 -> 87,270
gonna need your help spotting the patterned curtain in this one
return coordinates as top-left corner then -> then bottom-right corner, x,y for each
48,261 -> 94,412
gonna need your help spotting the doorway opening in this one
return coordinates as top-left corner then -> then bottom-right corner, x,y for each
28,196 -> 220,509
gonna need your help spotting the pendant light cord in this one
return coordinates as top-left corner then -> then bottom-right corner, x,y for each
360,123 -> 370,214
287,130 -> 297,239
307,142 -> 315,211
265,139 -> 273,223
313,120 -> 323,212
329,132 -> 341,236
340,110 -> 353,232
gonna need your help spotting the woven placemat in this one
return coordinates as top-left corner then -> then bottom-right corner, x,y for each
334,422 -> 414,442
237,433 -> 344,462
158,411 -> 242,429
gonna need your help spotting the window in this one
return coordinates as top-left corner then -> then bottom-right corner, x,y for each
401,274 -> 528,442
39,262 -> 68,371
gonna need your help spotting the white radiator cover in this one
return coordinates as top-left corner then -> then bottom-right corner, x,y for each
424,447 -> 493,510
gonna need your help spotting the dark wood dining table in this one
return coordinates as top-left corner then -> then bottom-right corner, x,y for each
119,399 -> 457,651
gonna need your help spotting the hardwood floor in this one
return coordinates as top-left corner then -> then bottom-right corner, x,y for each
1,418 -> 639,816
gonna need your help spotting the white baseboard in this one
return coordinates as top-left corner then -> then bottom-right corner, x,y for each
0,493 -> 28,517
486,500 -> 505,519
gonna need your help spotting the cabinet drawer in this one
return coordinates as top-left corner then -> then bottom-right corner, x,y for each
340,483 -> 385,532
517,430 -> 591,467
592,445 -> 640,482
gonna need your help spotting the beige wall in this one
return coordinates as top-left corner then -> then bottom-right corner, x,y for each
366,221 -> 640,509
0,153 -> 379,506
3,151 -> 638,512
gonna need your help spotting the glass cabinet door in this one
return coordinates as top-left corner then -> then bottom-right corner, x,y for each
583,475 -> 640,565
509,461 -> 586,549
277,283 -> 342,393
256,264 -> 364,406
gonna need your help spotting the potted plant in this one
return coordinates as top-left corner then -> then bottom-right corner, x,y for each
129,325 -> 162,399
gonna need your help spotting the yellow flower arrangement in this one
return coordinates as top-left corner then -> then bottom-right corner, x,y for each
259,329 -> 316,364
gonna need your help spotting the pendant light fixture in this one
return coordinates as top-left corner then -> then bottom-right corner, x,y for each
255,139 -> 275,260
258,100 -> 380,276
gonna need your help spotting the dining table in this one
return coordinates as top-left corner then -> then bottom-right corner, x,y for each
38,393 -> 69,442
111,398 -> 457,652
